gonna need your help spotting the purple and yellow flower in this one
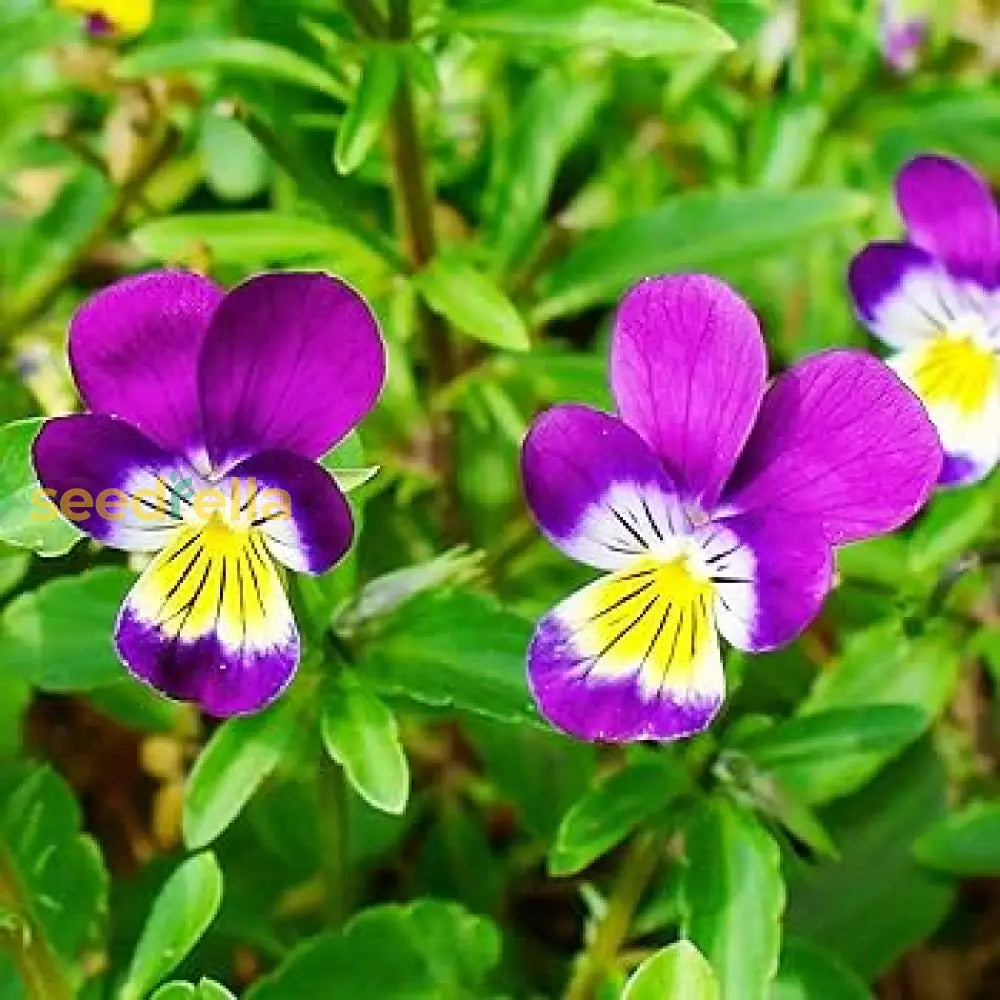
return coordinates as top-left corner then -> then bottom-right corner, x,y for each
850,154 -> 1000,487
58,0 -> 153,38
32,270 -> 385,716
520,274 -> 941,743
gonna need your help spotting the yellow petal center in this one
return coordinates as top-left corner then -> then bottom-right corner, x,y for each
913,334 -> 998,416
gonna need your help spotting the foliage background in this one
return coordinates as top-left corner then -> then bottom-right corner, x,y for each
2,0 -> 1000,998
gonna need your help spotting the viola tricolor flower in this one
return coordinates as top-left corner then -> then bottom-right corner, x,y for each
880,0 -> 928,73
850,154 -> 1000,486
521,274 -> 941,743
33,271 -> 385,716
58,0 -> 153,38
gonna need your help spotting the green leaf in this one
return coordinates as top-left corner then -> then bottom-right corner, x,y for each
484,67 -> 605,271
449,0 -> 735,58
550,758 -> 688,876
116,38 -> 350,101
0,418 -> 81,556
120,852 -> 223,1000
682,799 -> 784,1000
786,740 -> 954,978
770,939 -> 872,1000
321,674 -> 410,816
623,940 -> 720,1000
200,113 -> 271,203
533,189 -> 871,322
914,800 -> 1000,876
334,48 -> 399,175
414,257 -> 530,351
906,483 -> 996,576
801,620 -> 961,722
183,696 -> 300,849
362,588 -> 540,726
734,705 -> 927,805
151,980 -> 236,1000
132,213 -> 390,285
0,568 -> 134,690
0,763 -> 107,969
246,900 -> 501,1000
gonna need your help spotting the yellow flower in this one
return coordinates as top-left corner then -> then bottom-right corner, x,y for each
58,0 -> 153,38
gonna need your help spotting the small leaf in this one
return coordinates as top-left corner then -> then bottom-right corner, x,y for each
683,799 -> 785,1000
183,697 -> 300,849
0,568 -> 134,690
449,0 -> 735,58
550,759 -> 687,876
624,940 -> 721,1000
906,483 -> 996,576
0,418 -> 81,556
533,189 -> 871,323
914,800 -> 1000,876
734,705 -> 927,805
116,38 -> 350,101
770,938 -> 873,1000
414,257 -> 530,351
120,853 -> 224,1000
334,48 -> 399,175
321,674 -> 410,815
200,113 -> 271,203
151,980 -> 236,1000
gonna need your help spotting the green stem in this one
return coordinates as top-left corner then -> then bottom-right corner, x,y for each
0,846 -> 74,1000
562,833 -> 661,1000
317,755 -> 351,927
342,0 -> 387,37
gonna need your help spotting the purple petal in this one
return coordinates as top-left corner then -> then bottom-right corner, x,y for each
223,450 -> 354,574
722,350 -> 942,545
199,273 -> 386,471
116,522 -> 300,716
69,270 -> 223,461
527,569 -> 724,743
521,404 -> 687,571
896,155 -> 1000,287
33,414 -> 193,551
610,274 -> 767,508
698,513 -> 833,652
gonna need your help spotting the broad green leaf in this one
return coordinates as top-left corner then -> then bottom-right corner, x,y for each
200,113 -> 271,203
132,213 -> 390,286
246,900 -> 501,1000
550,758 -> 688,876
151,981 -> 236,1000
362,588 -> 540,726
624,940 -> 720,1000
116,39 -> 350,101
120,853 -> 223,1000
801,621 -> 961,722
484,67 -> 605,271
321,674 -> 410,815
786,740 -> 954,978
0,568 -> 133,690
914,800 -> 1000,876
0,763 -> 107,969
414,257 -> 530,351
449,1 -> 735,58
334,48 -> 399,175
0,418 -> 81,556
734,705 -> 927,805
682,799 -> 784,1000
770,939 -> 872,1000
532,189 -> 871,322
183,696 -> 300,849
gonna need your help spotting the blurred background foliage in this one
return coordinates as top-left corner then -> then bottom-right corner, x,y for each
1,0 -> 1000,998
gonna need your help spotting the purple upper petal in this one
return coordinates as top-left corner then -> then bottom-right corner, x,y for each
224,449 -> 354,575
521,404 -> 687,571
33,413 -> 193,551
69,270 -> 223,461
610,274 -> 767,508
198,273 -> 386,472
722,350 -> 942,545
896,155 -> 1000,287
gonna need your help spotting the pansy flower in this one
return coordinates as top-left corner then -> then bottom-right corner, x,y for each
33,270 -> 385,716
58,0 -> 153,38
850,154 -> 1000,486
521,274 -> 940,742
880,0 -> 928,73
